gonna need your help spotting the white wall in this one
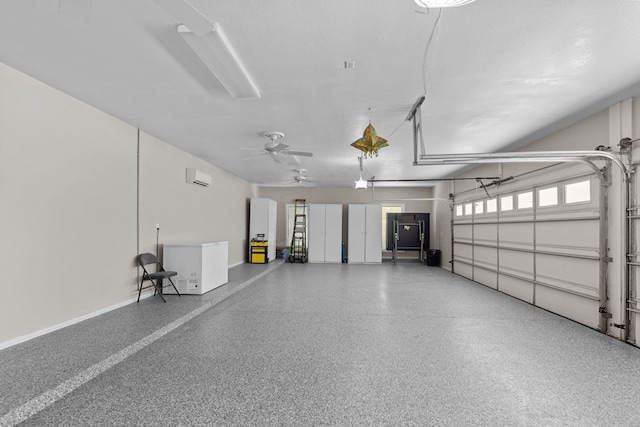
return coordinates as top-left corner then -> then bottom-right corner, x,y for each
138,132 -> 256,265
0,62 -> 138,344
0,62 -> 255,347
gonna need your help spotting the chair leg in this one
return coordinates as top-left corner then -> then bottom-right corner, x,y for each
137,277 -> 167,303
137,280 -> 143,303
155,279 -> 167,303
168,278 -> 181,297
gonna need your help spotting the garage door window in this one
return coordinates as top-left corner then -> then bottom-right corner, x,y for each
538,186 -> 558,207
565,180 -> 591,204
464,203 -> 473,215
517,191 -> 533,209
500,195 -> 513,211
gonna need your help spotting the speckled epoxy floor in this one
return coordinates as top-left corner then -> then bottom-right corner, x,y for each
2,261 -> 640,426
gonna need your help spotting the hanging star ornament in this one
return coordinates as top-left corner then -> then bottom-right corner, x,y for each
351,123 -> 389,158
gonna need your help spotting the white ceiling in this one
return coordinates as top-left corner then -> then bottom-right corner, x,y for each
2,0 -> 640,187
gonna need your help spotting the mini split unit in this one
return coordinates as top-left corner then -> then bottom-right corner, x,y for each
186,168 -> 212,186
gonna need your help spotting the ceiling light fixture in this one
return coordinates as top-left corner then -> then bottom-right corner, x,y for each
414,0 -> 476,7
354,178 -> 368,190
351,123 -> 389,158
177,24 -> 261,99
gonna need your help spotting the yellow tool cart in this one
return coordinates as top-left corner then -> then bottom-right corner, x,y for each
250,234 -> 268,264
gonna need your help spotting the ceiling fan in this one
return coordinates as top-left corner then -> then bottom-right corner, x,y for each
292,169 -> 312,185
276,169 -> 313,186
242,132 -> 313,163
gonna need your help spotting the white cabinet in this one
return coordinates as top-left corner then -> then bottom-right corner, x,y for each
163,242 -> 228,294
308,204 -> 343,263
249,198 -> 277,261
348,204 -> 382,264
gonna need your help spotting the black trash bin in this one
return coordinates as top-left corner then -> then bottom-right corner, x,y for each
426,249 -> 441,266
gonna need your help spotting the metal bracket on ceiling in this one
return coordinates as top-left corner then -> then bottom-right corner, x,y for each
407,96 -> 426,164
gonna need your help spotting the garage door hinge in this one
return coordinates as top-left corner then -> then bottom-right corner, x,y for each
613,323 -> 626,330
599,307 -> 612,318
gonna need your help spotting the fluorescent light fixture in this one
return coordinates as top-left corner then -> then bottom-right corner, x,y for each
178,24 -> 261,99
355,178 -> 368,189
414,0 -> 476,7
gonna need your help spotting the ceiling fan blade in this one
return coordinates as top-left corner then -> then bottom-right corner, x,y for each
282,151 -> 313,157
268,142 -> 289,151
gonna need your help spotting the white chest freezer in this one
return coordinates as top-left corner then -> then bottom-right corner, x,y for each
163,241 -> 228,295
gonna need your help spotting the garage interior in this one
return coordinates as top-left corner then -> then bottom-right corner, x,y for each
2,1 -> 640,425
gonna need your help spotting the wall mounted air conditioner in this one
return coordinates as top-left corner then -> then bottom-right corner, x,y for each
186,168 -> 212,186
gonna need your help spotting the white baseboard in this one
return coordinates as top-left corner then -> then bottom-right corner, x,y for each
0,289 -> 154,351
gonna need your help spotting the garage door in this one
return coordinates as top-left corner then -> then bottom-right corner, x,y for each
452,166 -> 602,329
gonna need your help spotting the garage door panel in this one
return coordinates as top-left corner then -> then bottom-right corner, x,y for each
499,274 -> 534,303
475,246 -> 497,266
536,254 -> 599,293
499,223 -> 533,245
454,243 -> 472,259
499,249 -> 533,277
455,262 -> 473,280
475,223 -> 497,241
474,267 -> 497,289
537,220 -> 599,248
536,286 -> 599,329
453,224 -> 472,240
